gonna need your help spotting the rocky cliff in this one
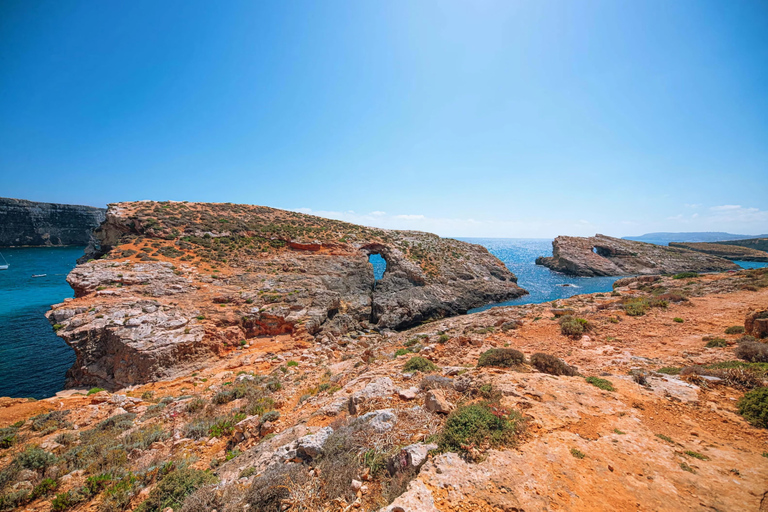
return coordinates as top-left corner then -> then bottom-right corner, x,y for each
669,241 -> 768,262
47,201 -> 526,388
535,234 -> 739,276
0,197 -> 106,247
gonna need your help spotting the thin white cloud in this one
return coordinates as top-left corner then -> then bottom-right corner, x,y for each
710,204 -> 744,211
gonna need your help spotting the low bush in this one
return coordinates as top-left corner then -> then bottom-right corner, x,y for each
477,348 -> 524,368
244,463 -> 309,512
725,325 -> 745,335
15,445 -> 57,471
403,356 -> 438,373
673,272 -> 699,279
530,353 -> 577,376
135,467 -> 217,512
736,341 -> 768,363
737,387 -> 768,428
704,337 -> 727,348
30,410 -> 72,434
657,366 -> 681,375
622,298 -> 649,317
438,402 -> 522,457
87,388 -> 105,396
559,316 -> 591,337
585,376 -> 615,391
673,317 -> 684,323
0,426 -> 18,449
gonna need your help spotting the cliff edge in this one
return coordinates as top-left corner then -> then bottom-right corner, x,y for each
0,197 -> 106,247
669,241 -> 768,262
47,201 -> 526,388
536,234 -> 740,276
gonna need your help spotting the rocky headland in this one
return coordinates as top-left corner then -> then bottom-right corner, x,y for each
2,265 -> 768,511
45,201 -> 525,389
535,234 -> 740,276
0,198 -> 105,247
670,241 -> 768,262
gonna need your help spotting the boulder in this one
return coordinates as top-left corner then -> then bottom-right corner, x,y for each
296,426 -> 334,458
425,389 -> 454,414
349,377 -> 395,414
745,310 -> 768,339
358,409 -> 397,432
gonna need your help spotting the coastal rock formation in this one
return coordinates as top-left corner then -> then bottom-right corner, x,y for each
535,234 -> 739,277
0,197 -> 105,247
713,237 -> 768,254
5,267 -> 768,511
669,241 -> 768,262
47,201 -> 525,388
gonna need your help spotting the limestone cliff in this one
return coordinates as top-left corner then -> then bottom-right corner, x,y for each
0,197 -> 106,247
669,241 -> 768,262
47,201 -> 526,388
535,234 -> 739,276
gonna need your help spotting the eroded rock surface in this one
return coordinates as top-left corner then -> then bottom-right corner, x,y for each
47,201 -> 525,388
536,234 -> 739,276
0,197 -> 105,247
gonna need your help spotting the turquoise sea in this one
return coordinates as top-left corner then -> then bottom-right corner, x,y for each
0,247 -> 81,400
2,241 -> 767,400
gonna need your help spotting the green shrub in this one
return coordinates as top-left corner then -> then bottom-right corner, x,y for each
684,450 -> 709,460
570,448 -> 585,459
394,348 -> 409,357
286,360 -> 298,367
438,402 -> 522,456
30,410 -> 72,434
737,387 -> 768,428
673,317 -> 684,323
15,445 -> 57,471
477,348 -> 524,368
30,477 -> 58,499
705,337 -> 727,348
0,426 -> 19,449
657,367 -> 681,375
725,325 -> 745,335
623,298 -> 649,317
52,324 -> 63,331
585,376 -> 615,391
673,272 -> 699,279
530,353 -> 577,376
87,387 -> 105,396
559,316 -> 591,337
438,334 -> 450,343
135,467 -> 217,512
403,356 -> 438,373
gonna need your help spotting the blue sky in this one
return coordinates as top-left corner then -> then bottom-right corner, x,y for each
1,0 -> 766,238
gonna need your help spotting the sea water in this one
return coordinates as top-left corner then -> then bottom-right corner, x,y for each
2,242 -> 766,399
0,247 -> 81,399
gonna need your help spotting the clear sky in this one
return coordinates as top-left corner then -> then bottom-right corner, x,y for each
1,1 -> 766,238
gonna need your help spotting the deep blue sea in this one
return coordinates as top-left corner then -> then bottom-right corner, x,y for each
0,247 -> 81,399
2,241 -> 766,400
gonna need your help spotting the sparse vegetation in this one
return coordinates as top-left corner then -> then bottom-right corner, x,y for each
403,356 -> 439,373
673,272 -> 699,279
737,387 -> 768,428
438,402 -> 522,459
585,376 -> 615,391
570,448 -> 585,459
477,348 -> 524,368
725,325 -> 745,335
530,353 -> 577,376
559,315 -> 592,337
673,317 -> 684,323
735,341 -> 768,363
704,337 -> 727,348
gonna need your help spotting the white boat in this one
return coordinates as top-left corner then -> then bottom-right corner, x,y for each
0,251 -> 8,270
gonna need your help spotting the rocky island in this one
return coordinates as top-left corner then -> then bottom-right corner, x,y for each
535,234 -> 740,276
45,201 -> 526,389
0,197 -> 105,247
669,241 -> 768,262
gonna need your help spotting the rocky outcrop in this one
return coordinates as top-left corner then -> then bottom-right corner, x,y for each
535,234 -> 739,277
47,201 -> 526,388
0,197 -> 105,247
669,242 -> 768,262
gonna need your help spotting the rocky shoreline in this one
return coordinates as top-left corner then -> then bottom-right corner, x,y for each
0,197 -> 105,248
1,265 -> 767,511
535,234 -> 739,276
45,201 -> 526,389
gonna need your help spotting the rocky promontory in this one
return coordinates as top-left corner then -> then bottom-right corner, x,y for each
536,234 -> 740,276
47,201 -> 526,389
0,197 -> 105,247
669,241 -> 768,262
